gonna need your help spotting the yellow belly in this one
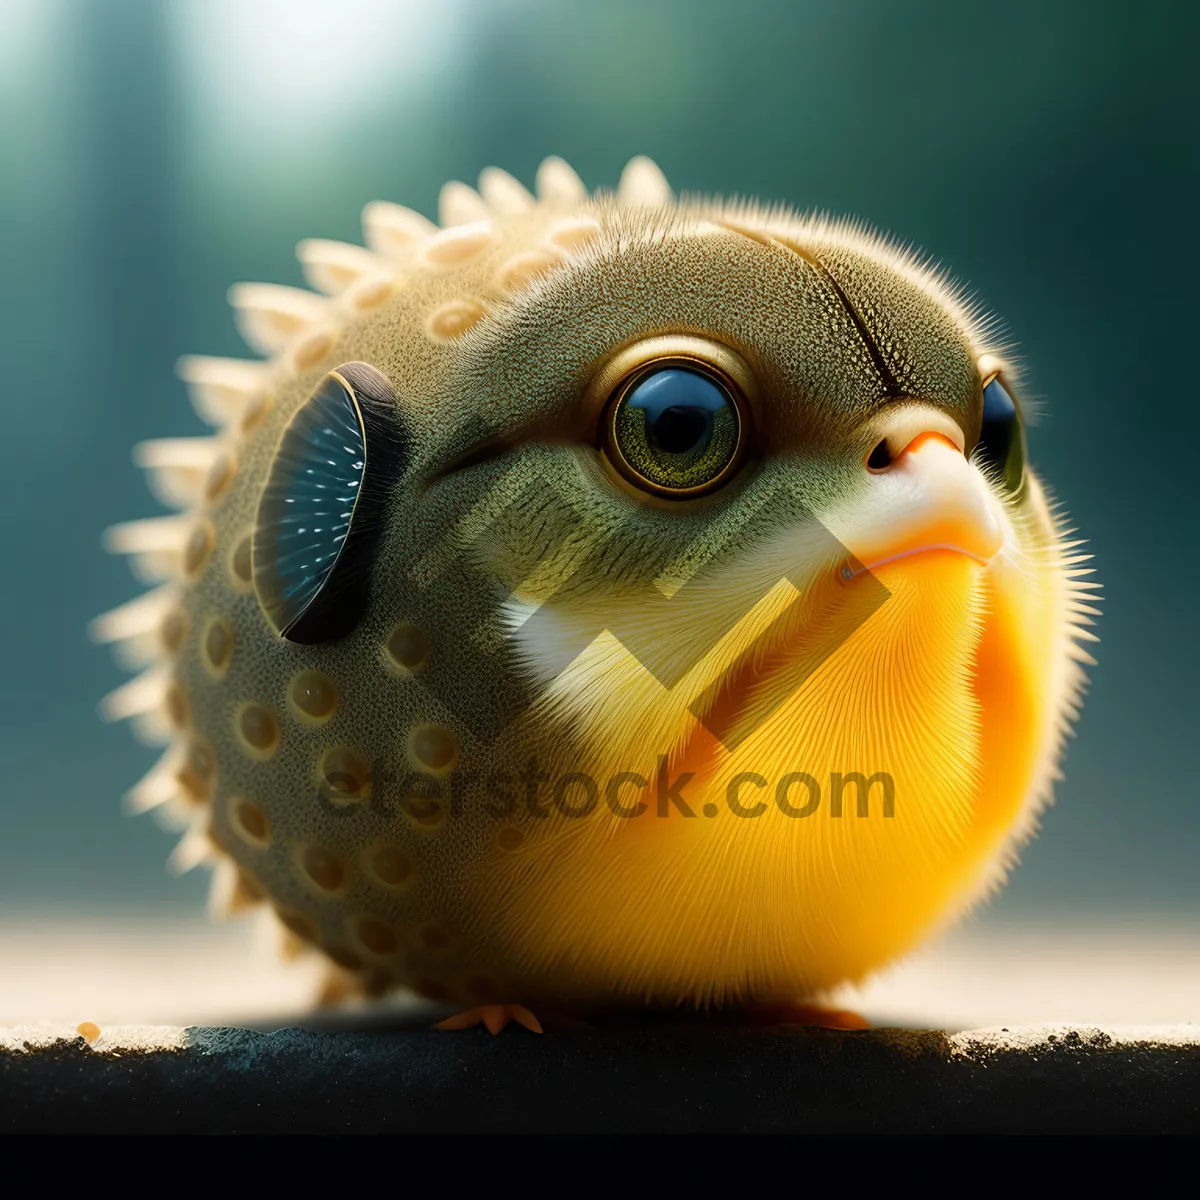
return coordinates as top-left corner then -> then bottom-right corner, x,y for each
461,548 -> 1060,1006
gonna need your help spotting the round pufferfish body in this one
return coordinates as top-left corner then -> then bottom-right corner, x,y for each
95,156 -> 1098,1016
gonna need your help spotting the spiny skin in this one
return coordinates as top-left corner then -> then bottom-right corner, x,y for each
96,156 -> 1098,1010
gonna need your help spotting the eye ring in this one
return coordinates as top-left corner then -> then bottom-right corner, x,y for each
589,336 -> 756,500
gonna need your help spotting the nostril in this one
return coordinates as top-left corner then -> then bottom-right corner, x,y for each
866,439 -> 892,471
865,410 -> 967,474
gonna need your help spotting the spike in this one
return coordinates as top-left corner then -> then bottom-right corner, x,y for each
316,965 -> 361,1008
421,221 -> 497,269
546,216 -> 602,254
227,283 -> 328,356
128,709 -> 173,748
493,249 -> 565,295
123,746 -> 184,815
208,858 -> 237,918
279,928 -> 312,960
91,587 -> 178,670
479,167 -> 534,215
288,328 -> 338,374
208,858 -> 265,919
167,824 -> 212,875
110,631 -> 160,671
176,355 -> 270,428
104,516 -> 190,583
100,667 -> 168,722
90,586 -> 173,645
125,552 -> 181,586
134,466 -> 203,511
618,155 -> 672,206
103,516 -> 190,556
536,156 -> 587,207
295,239 -> 382,296
132,438 -> 220,509
361,201 -> 437,257
132,438 -> 219,469
439,181 -> 490,227
253,907 -> 314,962
346,275 -> 395,312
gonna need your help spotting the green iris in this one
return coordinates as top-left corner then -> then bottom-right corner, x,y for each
610,365 -> 740,494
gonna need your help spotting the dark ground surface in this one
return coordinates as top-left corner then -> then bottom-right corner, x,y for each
2,1022 -> 1197,1133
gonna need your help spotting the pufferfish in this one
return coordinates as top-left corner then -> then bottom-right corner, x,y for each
94,155 -> 1098,1032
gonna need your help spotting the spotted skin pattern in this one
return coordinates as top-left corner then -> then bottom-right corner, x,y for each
95,157 -> 1098,1014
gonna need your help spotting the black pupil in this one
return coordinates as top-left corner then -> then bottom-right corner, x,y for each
627,367 -> 728,457
977,375 -> 1024,492
652,405 -> 712,454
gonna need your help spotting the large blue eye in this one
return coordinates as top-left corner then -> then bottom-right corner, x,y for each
976,374 -> 1026,493
606,362 -> 743,496
253,363 -> 405,643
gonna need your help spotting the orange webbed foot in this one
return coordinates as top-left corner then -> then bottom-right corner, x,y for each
434,1003 -> 544,1035
748,1002 -> 870,1030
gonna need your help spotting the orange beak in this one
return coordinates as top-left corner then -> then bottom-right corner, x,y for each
845,432 -> 1004,576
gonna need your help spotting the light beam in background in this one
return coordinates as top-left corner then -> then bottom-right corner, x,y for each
0,0 -> 52,95
172,0 -> 466,149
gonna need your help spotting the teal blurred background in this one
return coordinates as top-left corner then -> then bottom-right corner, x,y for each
0,0 -> 1195,927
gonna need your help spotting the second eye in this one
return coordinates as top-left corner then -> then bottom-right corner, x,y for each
605,362 -> 744,498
